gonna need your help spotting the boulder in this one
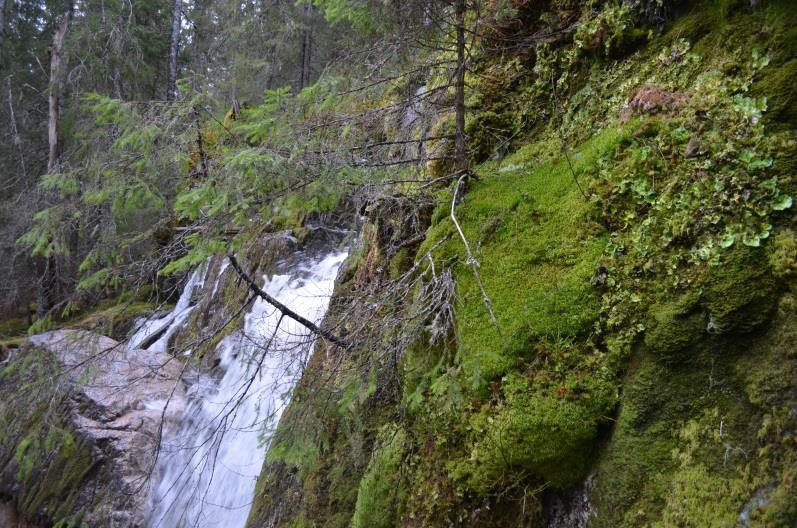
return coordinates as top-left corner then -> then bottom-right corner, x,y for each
0,329 -> 186,527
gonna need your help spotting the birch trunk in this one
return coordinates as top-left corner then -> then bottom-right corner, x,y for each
47,13 -> 69,174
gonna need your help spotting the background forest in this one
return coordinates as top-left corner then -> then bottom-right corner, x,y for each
0,0 -> 434,327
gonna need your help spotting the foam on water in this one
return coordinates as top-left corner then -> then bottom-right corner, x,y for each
146,249 -> 347,528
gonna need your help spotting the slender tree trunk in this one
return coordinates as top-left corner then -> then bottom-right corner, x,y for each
453,0 -> 468,173
47,13 -> 69,174
38,12 -> 69,318
7,79 -> 26,179
167,0 -> 182,100
0,0 -> 6,46
298,3 -> 314,91
193,107 -> 208,178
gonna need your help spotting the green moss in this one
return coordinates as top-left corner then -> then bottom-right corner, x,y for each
458,384 -> 608,491
72,300 -> 157,338
0,336 -> 27,348
753,59 -> 797,128
422,126 -> 627,384
388,247 -> 413,279
703,246 -> 777,334
737,293 -> 797,409
654,464 -> 745,527
591,355 -> 723,527
351,427 -> 407,528
15,433 -> 40,481
768,229 -> 797,279
758,455 -> 797,526
594,291 -> 797,526
0,317 -> 29,338
0,346 -> 98,525
21,432 -> 94,521
644,291 -> 705,359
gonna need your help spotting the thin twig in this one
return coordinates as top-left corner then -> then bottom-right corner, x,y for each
550,73 -> 588,200
450,173 -> 505,345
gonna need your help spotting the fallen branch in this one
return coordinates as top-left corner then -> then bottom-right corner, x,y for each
228,255 -> 351,349
450,173 -> 506,345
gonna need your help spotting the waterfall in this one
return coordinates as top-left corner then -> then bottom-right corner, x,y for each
129,263 -> 208,353
401,84 -> 427,129
146,249 -> 348,528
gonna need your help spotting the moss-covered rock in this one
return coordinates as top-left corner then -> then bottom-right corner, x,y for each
461,392 -> 602,491
644,291 -> 705,358
702,246 -> 778,335
0,331 -> 186,527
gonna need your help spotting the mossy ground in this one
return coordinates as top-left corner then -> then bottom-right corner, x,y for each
71,299 -> 159,340
0,289 -> 160,345
420,126 -> 624,383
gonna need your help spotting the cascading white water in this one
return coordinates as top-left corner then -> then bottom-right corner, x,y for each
130,263 -> 208,353
146,249 -> 348,528
402,84 -> 427,129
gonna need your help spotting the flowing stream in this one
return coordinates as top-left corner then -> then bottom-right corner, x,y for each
145,249 -> 347,528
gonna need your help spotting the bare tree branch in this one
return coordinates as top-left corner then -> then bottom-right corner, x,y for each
227,255 -> 351,349
450,172 -> 505,345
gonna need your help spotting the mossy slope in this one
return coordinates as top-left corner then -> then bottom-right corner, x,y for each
248,1 -> 797,527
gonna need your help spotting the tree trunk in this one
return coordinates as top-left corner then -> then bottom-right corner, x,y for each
38,12 -> 69,318
7,79 -> 26,178
298,3 -> 314,91
453,0 -> 468,173
0,0 -> 6,46
47,13 -> 69,174
167,0 -> 182,100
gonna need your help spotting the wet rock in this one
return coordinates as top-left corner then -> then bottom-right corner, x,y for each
1,329 -> 186,527
545,474 -> 596,528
